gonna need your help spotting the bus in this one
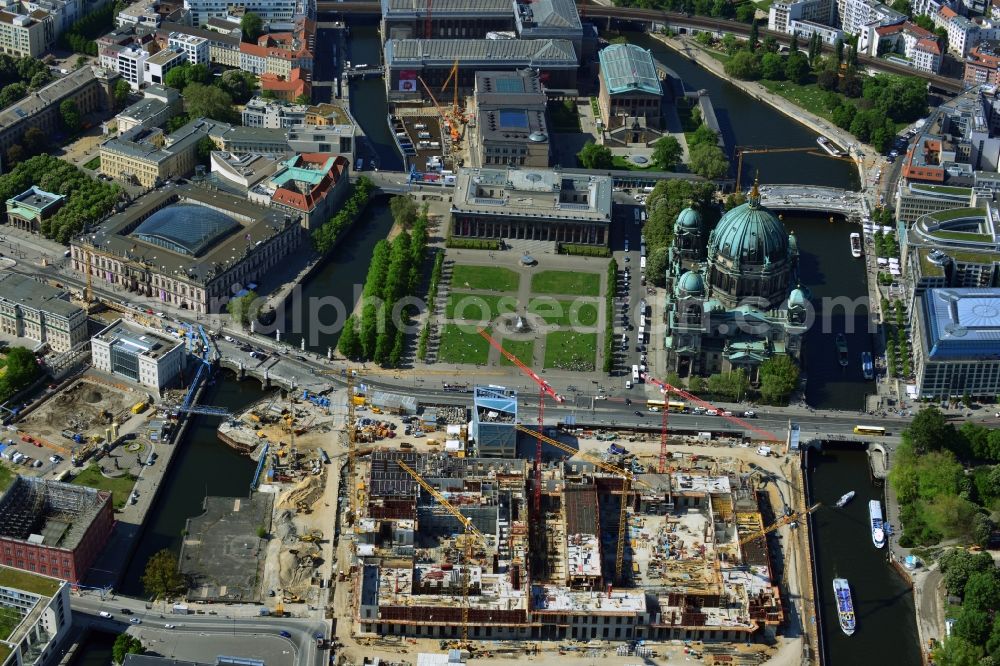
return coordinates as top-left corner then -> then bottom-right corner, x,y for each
647,399 -> 687,412
853,425 -> 886,436
631,365 -> 640,383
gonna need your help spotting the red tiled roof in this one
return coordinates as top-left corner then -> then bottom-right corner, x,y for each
270,154 -> 349,213
916,38 -> 941,55
939,6 -> 958,18
902,21 -> 935,39
875,23 -> 903,36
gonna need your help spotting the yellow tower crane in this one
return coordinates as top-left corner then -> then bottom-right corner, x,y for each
513,424 -> 656,584
396,458 -> 487,645
738,503 -> 821,547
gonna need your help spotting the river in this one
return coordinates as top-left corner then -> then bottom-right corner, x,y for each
110,19 -> 906,663
807,444 -> 921,666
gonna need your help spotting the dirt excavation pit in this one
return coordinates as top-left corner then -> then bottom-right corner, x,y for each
19,378 -> 142,444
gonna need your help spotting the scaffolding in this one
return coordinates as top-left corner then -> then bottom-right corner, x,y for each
0,477 -> 109,549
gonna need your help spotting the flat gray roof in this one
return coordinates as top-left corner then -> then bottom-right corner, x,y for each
0,272 -> 82,319
452,167 -> 612,223
515,0 -> 581,31
0,67 -> 96,131
386,38 -> 577,67
922,288 -> 1000,360
93,319 -> 181,359
159,21 -> 240,46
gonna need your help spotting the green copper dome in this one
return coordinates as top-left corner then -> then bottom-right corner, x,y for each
676,207 -> 702,231
676,270 -> 705,296
708,184 -> 788,267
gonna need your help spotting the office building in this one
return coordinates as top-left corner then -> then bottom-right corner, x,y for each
0,564 -> 72,666
167,31 -> 209,65
143,47 -> 184,86
114,84 -> 182,135
0,273 -> 86,353
902,202 -> 1000,294
91,319 -> 184,390
117,46 -> 149,90
767,0 -> 835,35
0,8 -> 53,58
100,117 -> 225,188
470,385 -> 517,456
242,96 -> 308,128
157,22 -> 240,68
450,167 -> 613,246
4,186 -> 63,234
0,476 -> 113,583
912,288 -> 1000,398
71,184 -> 302,314
182,0 -> 313,28
470,70 -> 549,168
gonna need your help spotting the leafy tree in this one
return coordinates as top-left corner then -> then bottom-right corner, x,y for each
954,608 -> 991,646
112,634 -> 144,665
688,376 -> 706,393
216,70 -> 257,104
748,19 -> 759,51
141,549 -> 185,599
294,93 -> 311,105
721,33 -> 739,55
724,50 -> 761,80
688,143 -> 729,179
577,141 -> 614,169
0,347 -> 39,402
646,246 -> 669,287
651,135 -> 683,170
735,2 -> 755,21
935,636 -> 985,666
183,83 -> 235,122
337,315 -> 362,359
22,127 -> 46,154
226,290 -> 259,327
241,12 -> 264,42
904,407 -> 953,454
164,64 -> 190,90
0,82 -> 26,109
835,38 -> 844,63
195,136 -> 215,165
760,52 -> 785,81
113,78 -> 130,110
577,141 -> 613,169
390,195 -> 418,228
940,548 -> 996,596
784,53 -> 810,83
5,144 -> 23,167
689,124 -> 719,149
817,69 -> 839,91
891,0 -> 910,12
808,32 -> 822,63
839,73 -> 863,97
962,570 -> 1000,614
60,99 -> 81,134
166,113 -> 191,133
28,71 -> 50,91
759,355 -> 800,404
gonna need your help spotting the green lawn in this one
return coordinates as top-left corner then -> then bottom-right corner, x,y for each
450,265 -> 520,292
0,462 -> 12,493
756,78 -> 836,123
0,606 -> 20,641
543,331 -> 597,371
931,230 -> 991,242
70,464 -> 137,510
82,156 -> 100,170
498,339 -> 535,366
445,292 -> 518,320
0,567 -> 60,597
612,156 -> 657,171
528,298 -> 599,327
531,270 -> 601,297
437,324 -> 491,365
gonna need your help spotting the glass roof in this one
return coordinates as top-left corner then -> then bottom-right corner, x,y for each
132,204 -> 240,256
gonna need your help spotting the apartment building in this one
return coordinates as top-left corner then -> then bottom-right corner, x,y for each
0,564 -> 72,666
838,0 -> 904,38
936,5 -> 981,55
242,96 -> 308,128
864,21 -> 942,72
158,21 -> 240,67
767,0 -> 834,35
182,0 -> 313,28
0,272 -> 86,352
117,46 -> 149,90
21,0 -> 80,36
0,9 -> 53,59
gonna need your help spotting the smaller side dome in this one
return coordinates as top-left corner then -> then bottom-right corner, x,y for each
676,270 -> 705,296
788,285 -> 808,309
676,206 -> 702,230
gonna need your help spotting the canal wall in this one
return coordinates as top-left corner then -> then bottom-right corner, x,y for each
801,444 -> 826,666
651,33 -> 869,190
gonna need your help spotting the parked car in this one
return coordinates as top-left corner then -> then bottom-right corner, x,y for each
279,630 -> 292,638
130,618 -> 142,625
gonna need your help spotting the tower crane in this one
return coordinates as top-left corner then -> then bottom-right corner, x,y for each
477,328 -> 563,515
734,145 -> 854,192
440,59 -> 463,123
738,503 -> 820,546
396,459 -> 487,644
513,424 -> 655,584
641,373 -> 781,443
417,76 -> 460,144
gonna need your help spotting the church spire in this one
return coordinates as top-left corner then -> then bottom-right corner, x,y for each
748,173 -> 762,208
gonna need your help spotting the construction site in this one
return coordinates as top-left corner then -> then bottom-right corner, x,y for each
15,376 -> 147,461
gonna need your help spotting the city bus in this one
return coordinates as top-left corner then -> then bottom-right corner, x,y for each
632,365 -> 640,384
647,399 -> 687,412
853,425 -> 886,436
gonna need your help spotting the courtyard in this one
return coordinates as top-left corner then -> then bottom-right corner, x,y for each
434,255 -> 607,372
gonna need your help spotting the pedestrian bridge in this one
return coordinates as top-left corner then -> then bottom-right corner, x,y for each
758,184 -> 869,218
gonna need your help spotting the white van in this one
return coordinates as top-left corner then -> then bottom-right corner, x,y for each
99,611 -> 113,618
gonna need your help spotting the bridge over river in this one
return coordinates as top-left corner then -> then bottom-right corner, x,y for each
759,184 -> 868,218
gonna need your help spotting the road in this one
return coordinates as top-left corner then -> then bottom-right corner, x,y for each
71,594 -> 328,666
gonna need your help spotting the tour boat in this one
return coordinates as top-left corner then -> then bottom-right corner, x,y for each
817,136 -> 844,157
850,232 -> 862,258
861,352 -> 874,380
833,578 -> 857,635
835,491 -> 855,508
870,500 -> 886,549
837,334 -> 849,367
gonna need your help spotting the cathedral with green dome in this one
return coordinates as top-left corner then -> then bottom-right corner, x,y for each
662,181 -> 809,379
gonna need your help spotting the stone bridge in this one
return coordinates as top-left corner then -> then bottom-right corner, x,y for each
758,184 -> 869,218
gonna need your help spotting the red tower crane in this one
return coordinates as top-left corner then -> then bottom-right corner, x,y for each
477,328 -> 563,514
641,373 -> 782,443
